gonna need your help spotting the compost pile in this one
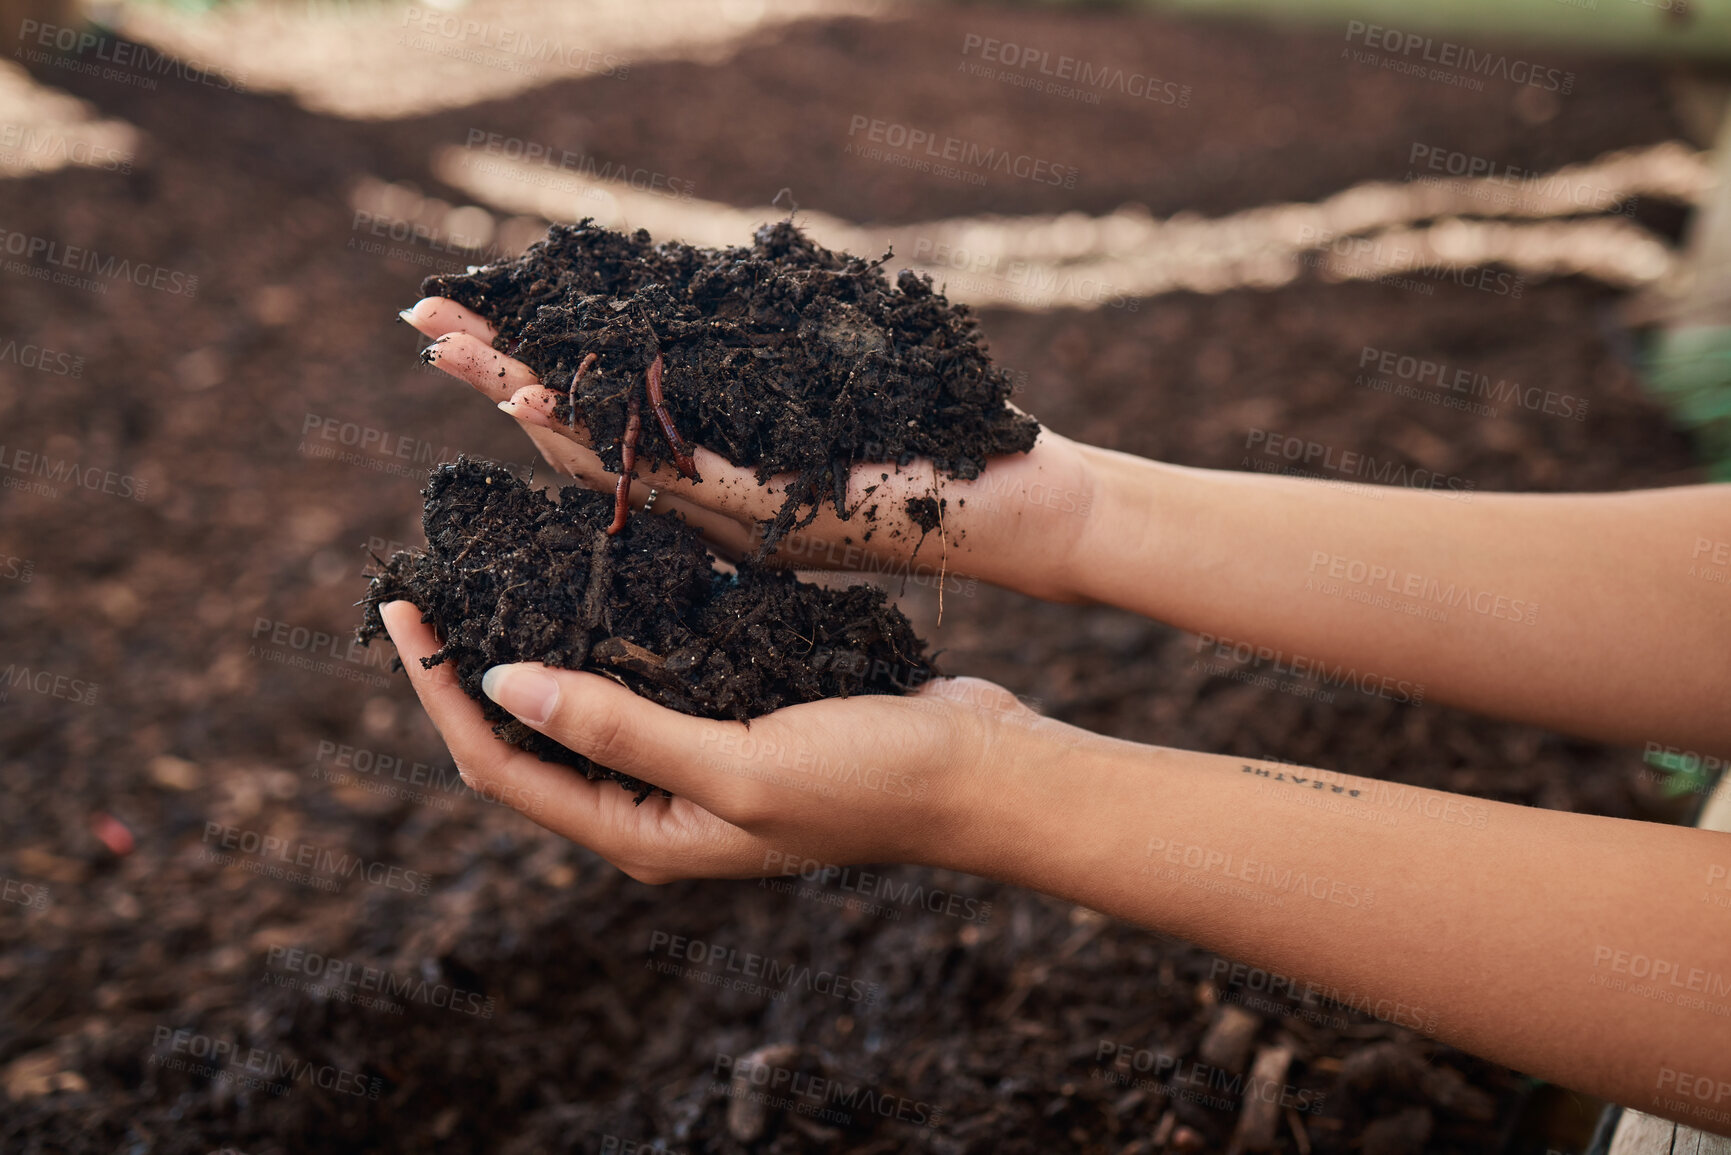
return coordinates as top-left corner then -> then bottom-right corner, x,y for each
422,219 -> 1041,547
358,457 -> 933,796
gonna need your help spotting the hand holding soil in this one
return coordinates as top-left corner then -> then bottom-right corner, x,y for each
401,302 -> 1100,605
377,598 -> 1063,882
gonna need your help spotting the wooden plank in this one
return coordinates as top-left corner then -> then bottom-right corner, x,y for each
1675,1127 -> 1731,1154
1609,1109 -> 1679,1155
1698,764 -> 1731,834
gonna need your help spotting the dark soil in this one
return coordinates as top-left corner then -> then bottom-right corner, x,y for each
0,4 -> 1701,1154
422,220 -> 1039,547
358,457 -> 932,797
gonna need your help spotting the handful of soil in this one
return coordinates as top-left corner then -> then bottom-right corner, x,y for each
358,458 -> 934,800
422,219 -> 1040,549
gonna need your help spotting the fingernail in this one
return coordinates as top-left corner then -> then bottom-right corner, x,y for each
482,665 -> 559,726
396,308 -> 416,325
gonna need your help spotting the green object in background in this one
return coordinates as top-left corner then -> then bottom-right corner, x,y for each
1643,740 -> 1723,799
1139,0 -> 1731,59
1648,326 -> 1731,481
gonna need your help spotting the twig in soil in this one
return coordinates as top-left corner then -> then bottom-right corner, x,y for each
583,524 -> 615,629
936,491 -> 948,626
566,352 -> 598,428
606,395 -> 642,536
592,639 -> 697,702
592,636 -> 667,674
645,351 -> 698,479
450,526 -> 489,566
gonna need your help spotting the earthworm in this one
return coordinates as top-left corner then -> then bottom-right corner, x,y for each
567,352 -> 598,428
606,395 -> 642,536
645,351 -> 698,479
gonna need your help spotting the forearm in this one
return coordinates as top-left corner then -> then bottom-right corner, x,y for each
953,728 -> 1731,1129
1065,447 -> 1731,751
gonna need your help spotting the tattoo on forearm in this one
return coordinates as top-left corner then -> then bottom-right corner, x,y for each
1241,764 -> 1362,798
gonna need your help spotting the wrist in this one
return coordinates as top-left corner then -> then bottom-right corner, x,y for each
974,433 -> 1119,604
934,705 -> 1142,888
1060,443 -> 1162,607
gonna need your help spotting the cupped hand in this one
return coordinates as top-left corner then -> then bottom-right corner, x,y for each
401,297 -> 1100,603
379,600 -> 1056,883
